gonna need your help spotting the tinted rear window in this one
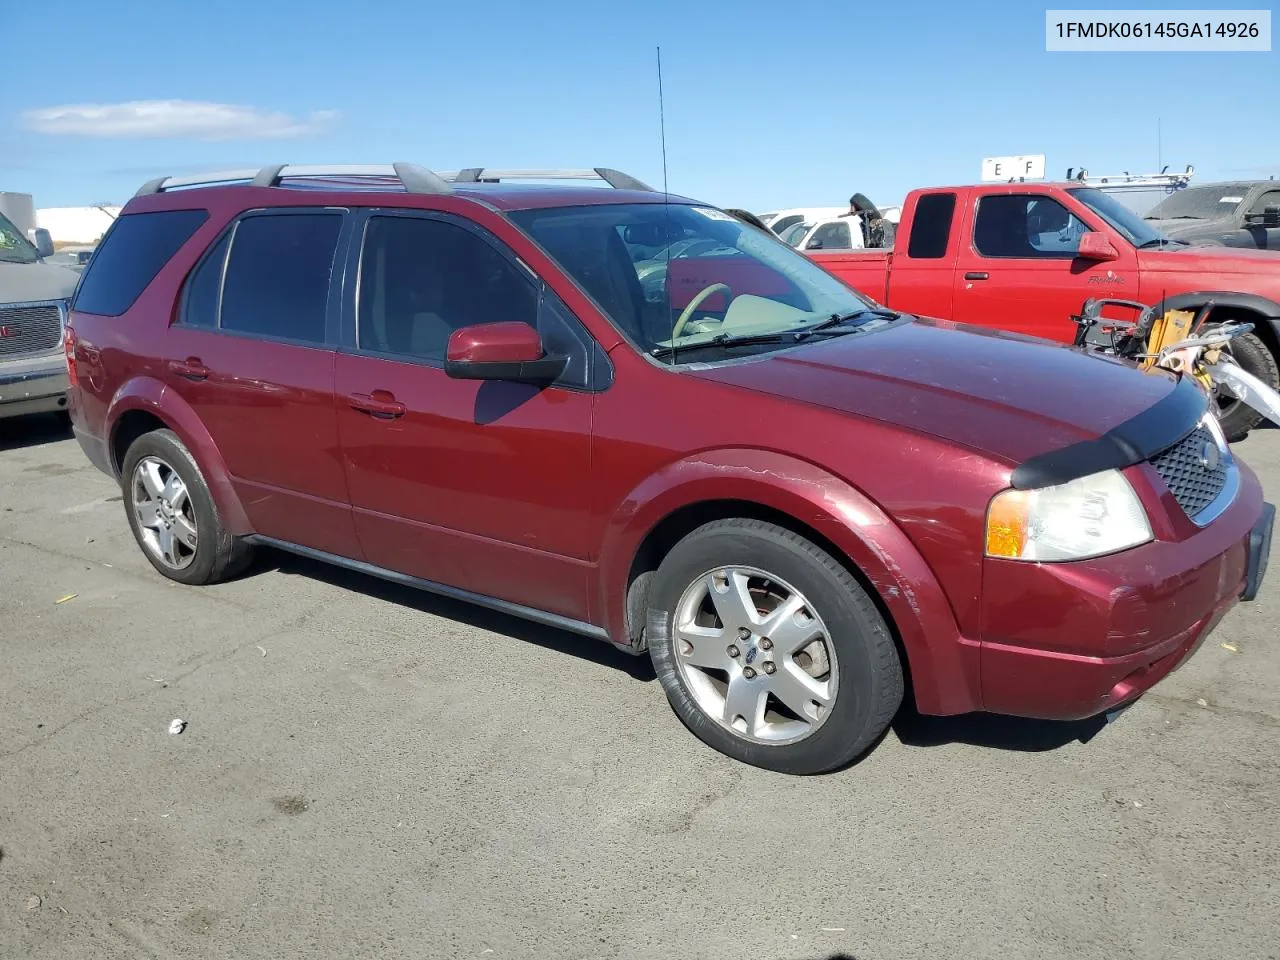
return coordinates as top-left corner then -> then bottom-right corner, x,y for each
906,193 -> 955,259
218,213 -> 342,344
72,209 -> 208,316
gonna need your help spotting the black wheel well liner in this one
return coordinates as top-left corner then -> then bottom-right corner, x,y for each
623,498 -> 915,691
109,409 -> 170,475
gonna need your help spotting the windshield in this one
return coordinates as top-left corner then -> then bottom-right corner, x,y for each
779,221 -> 812,246
508,202 -> 880,363
1066,187 -> 1168,247
0,211 -> 39,264
1145,184 -> 1251,220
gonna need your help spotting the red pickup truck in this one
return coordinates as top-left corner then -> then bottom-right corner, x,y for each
805,182 -> 1280,440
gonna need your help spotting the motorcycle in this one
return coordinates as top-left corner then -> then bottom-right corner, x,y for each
1069,297 -> 1280,430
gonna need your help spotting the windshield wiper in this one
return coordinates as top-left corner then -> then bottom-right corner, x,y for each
797,307 -> 901,339
649,308 -> 901,361
1136,237 -> 1187,249
650,330 -> 803,361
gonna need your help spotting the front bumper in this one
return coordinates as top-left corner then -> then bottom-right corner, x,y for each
0,361 -> 68,418
978,464 -> 1270,721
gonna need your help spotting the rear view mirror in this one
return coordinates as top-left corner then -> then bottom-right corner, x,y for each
1076,231 -> 1119,262
444,322 -> 567,384
33,228 -> 54,259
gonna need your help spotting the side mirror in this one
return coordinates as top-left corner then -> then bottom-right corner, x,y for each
33,228 -> 54,259
1076,231 -> 1119,262
805,237 -> 824,250
444,322 -> 567,383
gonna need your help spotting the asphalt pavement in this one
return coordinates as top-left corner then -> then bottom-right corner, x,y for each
2,412 -> 1278,960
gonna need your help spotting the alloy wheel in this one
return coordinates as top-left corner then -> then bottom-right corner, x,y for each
131,456 -> 198,570
671,565 -> 839,745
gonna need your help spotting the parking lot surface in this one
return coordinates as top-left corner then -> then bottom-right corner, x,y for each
2,412 -> 1279,960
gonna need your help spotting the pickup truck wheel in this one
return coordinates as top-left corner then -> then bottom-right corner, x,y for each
121,428 -> 254,585
1214,330 -> 1279,442
646,519 -> 904,774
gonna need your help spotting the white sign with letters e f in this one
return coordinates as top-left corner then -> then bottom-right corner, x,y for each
981,154 -> 1047,182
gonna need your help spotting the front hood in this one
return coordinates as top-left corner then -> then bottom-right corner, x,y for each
1137,243 -> 1280,273
691,319 -> 1189,466
0,259 -> 80,304
1145,217 -> 1231,240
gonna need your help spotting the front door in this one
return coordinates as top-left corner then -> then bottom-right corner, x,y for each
334,211 -> 599,623
951,191 -> 1138,342
161,207 -> 360,557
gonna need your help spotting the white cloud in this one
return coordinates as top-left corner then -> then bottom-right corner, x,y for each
22,100 -> 338,141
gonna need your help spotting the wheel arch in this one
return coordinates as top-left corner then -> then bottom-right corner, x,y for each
1151,290 -> 1280,361
105,377 -> 252,534
598,449 -> 981,715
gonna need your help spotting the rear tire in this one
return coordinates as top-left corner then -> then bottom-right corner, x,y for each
121,428 -> 254,585
646,518 -> 903,774
1215,330 -> 1278,442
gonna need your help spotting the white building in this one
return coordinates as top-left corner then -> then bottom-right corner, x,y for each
36,205 -> 123,245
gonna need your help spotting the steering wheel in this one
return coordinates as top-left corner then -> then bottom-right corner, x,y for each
671,283 -> 734,340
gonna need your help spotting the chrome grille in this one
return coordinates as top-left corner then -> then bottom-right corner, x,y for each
1149,423 -> 1230,520
0,302 -> 65,358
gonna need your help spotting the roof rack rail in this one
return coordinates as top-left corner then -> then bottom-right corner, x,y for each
133,163 -> 455,198
445,168 -> 655,192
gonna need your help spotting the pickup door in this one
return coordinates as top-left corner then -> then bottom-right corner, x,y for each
949,186 -> 1138,342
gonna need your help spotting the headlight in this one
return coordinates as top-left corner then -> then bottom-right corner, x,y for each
985,468 -> 1152,561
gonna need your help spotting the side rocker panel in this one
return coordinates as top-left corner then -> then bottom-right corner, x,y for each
597,449 -> 983,715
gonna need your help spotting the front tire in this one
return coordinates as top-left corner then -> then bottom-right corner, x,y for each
1215,330 -> 1279,442
121,428 -> 253,585
646,519 -> 904,774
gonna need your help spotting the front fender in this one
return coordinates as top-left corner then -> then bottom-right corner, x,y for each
107,376 -> 252,535
597,448 -> 981,715
1151,290 -> 1280,329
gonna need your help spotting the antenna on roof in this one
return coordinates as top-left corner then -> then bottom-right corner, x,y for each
656,46 -> 669,198
656,44 -> 676,359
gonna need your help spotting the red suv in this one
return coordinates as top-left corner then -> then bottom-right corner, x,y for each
65,163 -> 1274,774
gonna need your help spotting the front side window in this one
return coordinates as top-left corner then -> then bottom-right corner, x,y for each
509,202 -> 883,364
218,213 -> 342,344
1247,190 -> 1280,218
356,215 -> 538,361
973,195 -> 1091,259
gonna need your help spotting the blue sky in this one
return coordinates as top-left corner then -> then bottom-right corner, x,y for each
4,0 -> 1277,211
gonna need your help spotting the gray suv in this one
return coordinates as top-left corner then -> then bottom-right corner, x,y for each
0,210 -> 80,419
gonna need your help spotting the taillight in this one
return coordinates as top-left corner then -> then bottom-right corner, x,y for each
64,322 -> 78,387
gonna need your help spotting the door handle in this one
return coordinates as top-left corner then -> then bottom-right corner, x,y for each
167,357 -> 209,380
964,271 -> 989,281
348,391 -> 406,419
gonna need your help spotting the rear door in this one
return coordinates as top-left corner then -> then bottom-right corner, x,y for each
333,209 -> 598,623
951,189 -> 1137,342
881,190 -> 962,319
162,207 -> 361,557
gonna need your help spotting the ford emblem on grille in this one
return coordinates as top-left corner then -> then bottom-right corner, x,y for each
1198,439 -> 1221,471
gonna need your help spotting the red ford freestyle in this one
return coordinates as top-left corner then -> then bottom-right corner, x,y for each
64,164 -> 1274,774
